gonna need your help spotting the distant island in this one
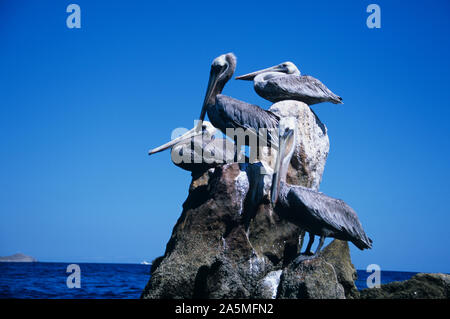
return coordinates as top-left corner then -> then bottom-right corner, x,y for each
0,253 -> 37,262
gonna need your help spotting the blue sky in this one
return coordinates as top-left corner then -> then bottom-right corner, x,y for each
0,0 -> 449,272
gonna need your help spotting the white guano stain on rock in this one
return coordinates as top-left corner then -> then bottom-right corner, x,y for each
234,169 -> 249,215
261,270 -> 283,299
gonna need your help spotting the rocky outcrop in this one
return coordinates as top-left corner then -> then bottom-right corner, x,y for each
275,239 -> 359,299
142,99 -> 449,299
0,253 -> 37,262
360,273 -> 450,299
141,159 -> 355,299
319,240 -> 359,298
142,100 -> 347,299
277,257 -> 345,299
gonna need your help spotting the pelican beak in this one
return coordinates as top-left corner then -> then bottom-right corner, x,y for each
235,65 -> 282,81
270,128 -> 294,205
148,127 -> 203,155
197,69 -> 218,132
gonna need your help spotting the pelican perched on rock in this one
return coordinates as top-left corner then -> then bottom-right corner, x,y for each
198,53 -> 280,160
149,121 -> 243,173
271,117 -> 371,260
235,61 -> 343,105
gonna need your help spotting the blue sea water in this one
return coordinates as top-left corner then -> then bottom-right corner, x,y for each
0,262 -> 418,298
0,262 -> 151,299
355,270 -> 418,291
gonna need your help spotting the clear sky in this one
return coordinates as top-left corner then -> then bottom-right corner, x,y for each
1,0 -> 449,273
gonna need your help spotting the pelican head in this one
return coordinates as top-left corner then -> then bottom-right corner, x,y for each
270,117 -> 297,205
149,121 -> 217,155
235,61 -> 300,81
197,53 -> 237,131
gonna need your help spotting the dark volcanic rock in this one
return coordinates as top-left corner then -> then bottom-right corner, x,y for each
360,273 -> 450,299
141,163 -> 303,299
194,255 -> 252,299
319,240 -> 359,298
277,257 -> 345,299
274,239 -> 358,299
142,164 -> 249,299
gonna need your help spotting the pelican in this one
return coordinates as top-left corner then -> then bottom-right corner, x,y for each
198,53 -> 280,160
149,121 -> 243,173
271,117 -> 371,260
235,61 -> 343,105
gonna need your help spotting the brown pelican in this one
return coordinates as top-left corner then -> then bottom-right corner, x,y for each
271,117 -> 371,260
149,121 -> 243,173
197,53 -> 280,158
235,62 -> 343,105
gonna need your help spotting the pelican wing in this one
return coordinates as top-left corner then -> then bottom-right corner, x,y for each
216,94 -> 279,146
259,75 -> 342,105
288,185 -> 372,249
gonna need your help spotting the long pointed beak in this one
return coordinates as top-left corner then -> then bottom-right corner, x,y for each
235,65 -> 281,81
270,129 -> 293,205
148,127 -> 203,155
197,70 -> 218,132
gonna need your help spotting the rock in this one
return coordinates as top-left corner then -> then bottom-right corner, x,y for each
273,239 -> 357,299
0,253 -> 37,262
142,164 -> 250,299
194,255 -> 252,299
277,257 -> 345,299
319,239 -> 359,298
142,100 -> 450,299
270,100 -> 329,190
141,162 -> 299,299
360,273 -> 450,299
142,101 -> 346,299
149,256 -> 164,276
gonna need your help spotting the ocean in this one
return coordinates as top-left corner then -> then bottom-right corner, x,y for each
0,262 -> 418,299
